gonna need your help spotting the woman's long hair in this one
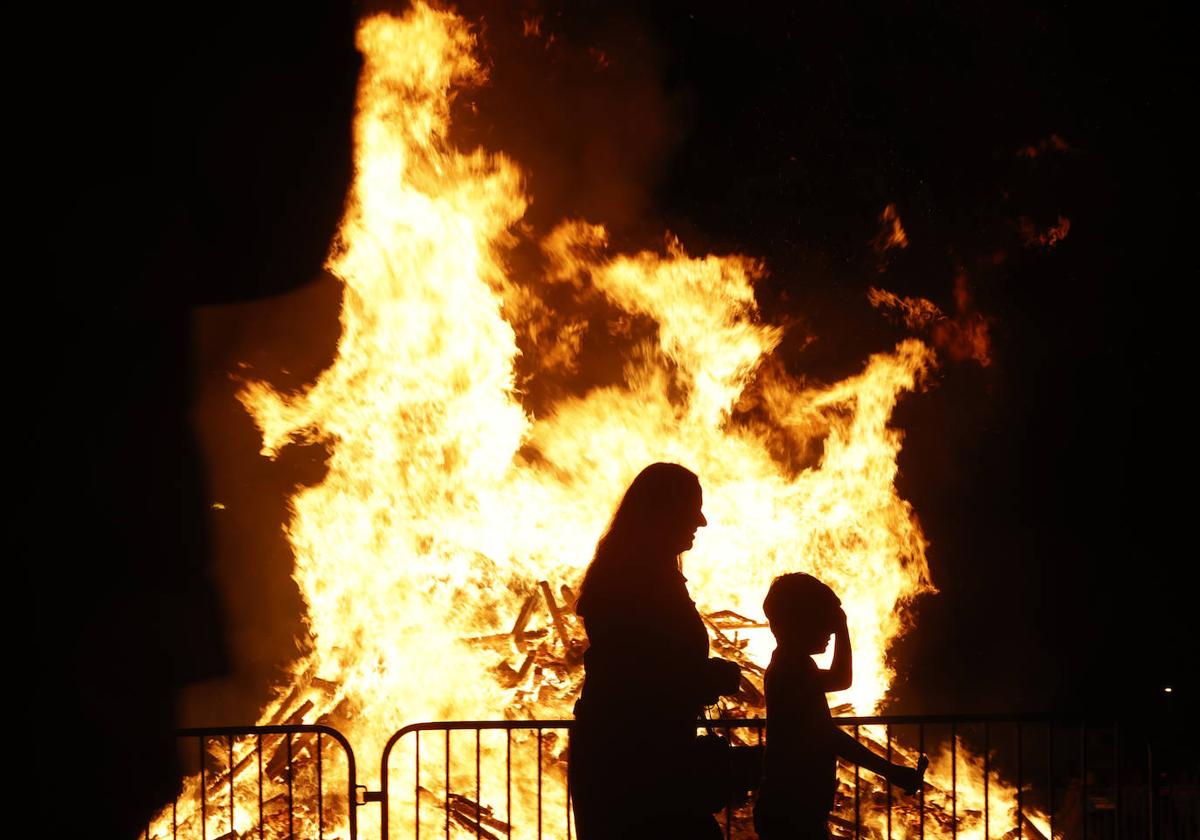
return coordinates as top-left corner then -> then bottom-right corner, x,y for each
576,462 -> 701,618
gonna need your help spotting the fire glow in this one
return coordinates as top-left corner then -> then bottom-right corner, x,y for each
151,5 -> 1051,838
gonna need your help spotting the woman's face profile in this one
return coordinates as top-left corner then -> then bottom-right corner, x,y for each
665,483 -> 707,555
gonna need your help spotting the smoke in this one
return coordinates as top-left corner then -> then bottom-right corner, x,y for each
450,1 -> 686,233
184,277 -> 345,723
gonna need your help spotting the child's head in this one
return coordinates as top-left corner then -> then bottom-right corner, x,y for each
763,573 -> 842,652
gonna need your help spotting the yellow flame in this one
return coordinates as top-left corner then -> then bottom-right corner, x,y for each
150,5 -> 1047,838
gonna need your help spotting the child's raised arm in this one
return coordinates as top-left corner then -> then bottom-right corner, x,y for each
817,607 -> 852,692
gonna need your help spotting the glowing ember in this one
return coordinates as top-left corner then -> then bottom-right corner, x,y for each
150,4 -> 1049,837
1019,215 -> 1071,249
872,203 -> 910,257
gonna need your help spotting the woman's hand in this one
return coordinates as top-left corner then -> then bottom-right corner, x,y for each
701,657 -> 743,703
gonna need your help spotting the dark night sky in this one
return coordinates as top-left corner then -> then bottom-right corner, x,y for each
35,1 -> 1193,834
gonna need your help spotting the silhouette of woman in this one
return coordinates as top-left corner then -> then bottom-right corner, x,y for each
570,463 -> 741,839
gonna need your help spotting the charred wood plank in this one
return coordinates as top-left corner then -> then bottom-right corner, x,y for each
560,583 -> 578,612
448,792 -> 512,834
705,609 -> 768,629
511,591 -> 539,650
539,580 -> 570,647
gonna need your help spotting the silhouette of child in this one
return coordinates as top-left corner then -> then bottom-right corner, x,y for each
755,573 -> 927,839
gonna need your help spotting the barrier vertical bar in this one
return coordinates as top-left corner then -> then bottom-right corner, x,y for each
415,731 -> 421,840
257,735 -> 263,840
200,736 -> 207,840
317,733 -> 324,840
1017,721 -> 1023,839
567,727 -> 573,840
951,721 -> 957,840
1082,723 -> 1088,840
886,724 -> 892,840
919,723 -> 925,839
984,722 -> 990,839
1114,724 -> 1121,840
445,730 -> 451,840
854,723 -> 861,838
725,724 -> 732,839
506,730 -> 512,840
1048,722 -> 1054,839
286,734 -> 294,840
537,728 -> 544,840
229,735 -> 235,837
476,729 -> 482,840
1146,741 -> 1154,840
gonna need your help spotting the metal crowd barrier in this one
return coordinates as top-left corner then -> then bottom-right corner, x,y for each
153,716 -> 1195,839
378,720 -> 575,840
150,724 -> 360,840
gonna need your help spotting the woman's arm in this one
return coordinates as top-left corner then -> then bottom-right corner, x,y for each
818,607 -> 852,692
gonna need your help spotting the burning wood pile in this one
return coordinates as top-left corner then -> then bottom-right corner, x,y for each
148,6 -> 1050,838
455,579 -> 1047,840
168,564 -> 1048,840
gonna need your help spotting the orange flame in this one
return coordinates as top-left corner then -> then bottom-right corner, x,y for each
869,275 -> 992,368
149,5 -> 1050,837
1019,215 -> 1071,249
872,203 -> 910,254
1017,134 -> 1070,159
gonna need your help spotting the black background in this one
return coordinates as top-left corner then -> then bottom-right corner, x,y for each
35,2 -> 1193,835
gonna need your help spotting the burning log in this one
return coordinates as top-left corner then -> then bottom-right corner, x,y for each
827,813 -> 857,836
285,699 -> 316,725
265,665 -> 317,725
311,676 -> 340,694
703,615 -> 769,715
511,591 -> 539,650
413,787 -> 511,840
447,792 -> 512,837
199,695 -> 350,803
448,810 -> 503,840
265,732 -> 316,782
559,583 -> 577,611
480,579 -> 592,704
539,580 -> 571,647
702,614 -> 764,677
706,609 -> 768,629
495,650 -> 535,687
1019,812 -> 1050,840
261,699 -> 323,783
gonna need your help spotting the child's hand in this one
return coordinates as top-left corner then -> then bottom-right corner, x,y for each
888,754 -> 928,795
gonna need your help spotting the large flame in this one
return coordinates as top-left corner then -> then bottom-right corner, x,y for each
149,5 -> 1049,838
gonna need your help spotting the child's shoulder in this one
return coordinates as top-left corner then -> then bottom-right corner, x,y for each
770,645 -> 817,668
768,647 -> 819,683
